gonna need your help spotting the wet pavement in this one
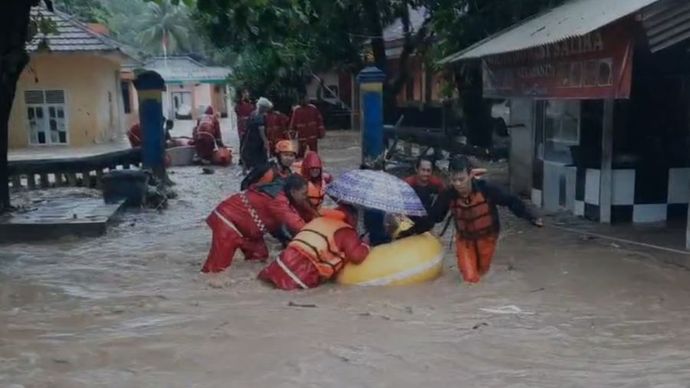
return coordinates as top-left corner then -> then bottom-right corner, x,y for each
2,126 -> 690,387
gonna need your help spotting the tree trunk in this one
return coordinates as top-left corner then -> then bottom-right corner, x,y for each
0,0 -> 37,212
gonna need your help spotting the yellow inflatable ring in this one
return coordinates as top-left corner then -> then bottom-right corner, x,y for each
336,233 -> 444,286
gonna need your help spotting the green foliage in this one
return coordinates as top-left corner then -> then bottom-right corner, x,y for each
55,0 -> 106,22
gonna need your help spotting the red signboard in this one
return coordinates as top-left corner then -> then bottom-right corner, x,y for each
482,20 -> 634,100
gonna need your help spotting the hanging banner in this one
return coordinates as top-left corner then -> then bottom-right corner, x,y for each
482,20 -> 634,99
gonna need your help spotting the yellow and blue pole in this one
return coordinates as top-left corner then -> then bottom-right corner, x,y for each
133,71 -> 166,171
357,66 -> 386,168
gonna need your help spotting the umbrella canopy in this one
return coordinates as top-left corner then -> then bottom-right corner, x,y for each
326,170 -> 427,217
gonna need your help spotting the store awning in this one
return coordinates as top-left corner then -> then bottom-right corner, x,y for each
440,0 -> 660,64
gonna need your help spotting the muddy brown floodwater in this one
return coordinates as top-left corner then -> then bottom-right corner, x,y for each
3,128 -> 690,387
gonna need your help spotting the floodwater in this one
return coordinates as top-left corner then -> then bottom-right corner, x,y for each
3,126 -> 690,387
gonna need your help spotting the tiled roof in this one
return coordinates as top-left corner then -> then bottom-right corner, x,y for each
27,7 -> 121,53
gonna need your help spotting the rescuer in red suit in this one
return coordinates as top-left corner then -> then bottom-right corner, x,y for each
265,109 -> 291,156
193,106 -> 224,162
299,150 -> 332,212
289,95 -> 325,158
258,204 -> 370,290
201,174 -> 316,274
235,90 -> 255,155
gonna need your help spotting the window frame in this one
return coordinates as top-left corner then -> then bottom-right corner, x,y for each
25,89 -> 70,146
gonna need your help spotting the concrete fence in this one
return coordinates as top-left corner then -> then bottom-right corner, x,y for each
7,149 -> 142,190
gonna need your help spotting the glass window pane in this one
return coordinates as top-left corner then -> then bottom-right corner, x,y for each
50,119 -> 57,131
27,107 -> 35,120
38,132 -> 46,144
57,108 -> 65,119
59,132 -> 67,143
49,107 -> 56,118
36,108 -> 44,119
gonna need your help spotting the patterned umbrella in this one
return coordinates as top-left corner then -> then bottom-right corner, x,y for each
326,169 -> 427,216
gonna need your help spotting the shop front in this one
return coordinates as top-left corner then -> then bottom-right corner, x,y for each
442,0 -> 690,231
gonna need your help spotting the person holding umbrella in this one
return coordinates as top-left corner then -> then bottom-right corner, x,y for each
398,156 -> 543,284
258,203 -> 370,290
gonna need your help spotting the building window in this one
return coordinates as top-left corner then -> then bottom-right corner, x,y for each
543,100 -> 580,163
121,82 -> 131,114
25,90 -> 68,145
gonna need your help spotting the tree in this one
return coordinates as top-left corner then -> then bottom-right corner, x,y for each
428,0 -> 566,148
135,0 -> 194,55
1,0 -> 56,213
56,0 -> 107,22
194,0 -> 434,111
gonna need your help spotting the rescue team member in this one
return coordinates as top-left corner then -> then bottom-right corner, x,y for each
258,204 -> 370,290
289,95 -> 325,158
399,156 -> 543,284
241,97 -> 273,173
235,89 -> 255,156
241,140 -> 297,190
127,118 -> 174,148
193,106 -> 224,163
404,156 -> 445,213
265,108 -> 290,156
201,175 -> 315,273
300,151 -> 332,211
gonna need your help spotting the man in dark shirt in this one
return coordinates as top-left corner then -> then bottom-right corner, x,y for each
404,156 -> 445,213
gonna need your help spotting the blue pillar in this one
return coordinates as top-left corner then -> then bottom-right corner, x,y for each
133,71 -> 166,170
357,66 -> 386,168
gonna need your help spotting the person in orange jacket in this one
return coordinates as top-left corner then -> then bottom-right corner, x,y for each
241,140 -> 297,190
299,150 -> 332,212
258,204 -> 371,290
201,174 -> 316,273
399,156 -> 543,284
289,95 -> 325,158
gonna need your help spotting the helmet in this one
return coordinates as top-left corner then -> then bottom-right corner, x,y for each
275,140 -> 297,154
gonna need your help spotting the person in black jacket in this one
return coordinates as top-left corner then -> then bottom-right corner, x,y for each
399,156 -> 542,283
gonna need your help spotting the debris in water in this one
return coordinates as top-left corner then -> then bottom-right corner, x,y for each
530,287 -> 546,293
53,358 -> 70,364
480,305 -> 534,315
288,301 -> 318,308
405,306 -> 413,314
202,168 -> 215,175
472,322 -> 489,330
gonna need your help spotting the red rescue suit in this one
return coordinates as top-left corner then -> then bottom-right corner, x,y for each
201,188 -> 310,273
289,104 -> 325,158
235,100 -> 255,144
266,111 -> 290,156
300,151 -> 332,211
258,209 -> 370,290
194,114 -> 223,161
127,123 -> 142,148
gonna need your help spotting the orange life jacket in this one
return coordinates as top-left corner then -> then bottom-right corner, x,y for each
258,164 -> 291,186
307,180 -> 326,209
288,215 -> 352,280
452,190 -> 496,240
